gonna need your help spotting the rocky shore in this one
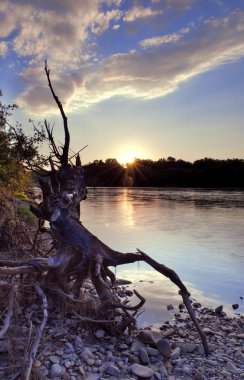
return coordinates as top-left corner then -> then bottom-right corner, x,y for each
0,282 -> 243,380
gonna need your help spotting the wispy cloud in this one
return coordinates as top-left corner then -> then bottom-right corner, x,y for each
1,0 -> 243,116
0,41 -> 8,56
140,28 -> 190,47
17,10 -> 244,115
0,0 -> 122,68
124,6 -> 163,22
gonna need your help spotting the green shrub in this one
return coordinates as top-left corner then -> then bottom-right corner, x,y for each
18,205 -> 37,225
14,192 -> 30,201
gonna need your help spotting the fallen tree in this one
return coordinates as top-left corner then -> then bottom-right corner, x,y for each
0,62 -> 209,379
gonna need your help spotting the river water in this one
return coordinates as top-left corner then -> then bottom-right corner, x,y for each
80,188 -> 244,327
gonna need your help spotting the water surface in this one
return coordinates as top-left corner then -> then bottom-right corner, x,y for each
80,188 -> 244,327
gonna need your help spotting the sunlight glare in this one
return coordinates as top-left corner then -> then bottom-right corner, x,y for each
118,150 -> 139,166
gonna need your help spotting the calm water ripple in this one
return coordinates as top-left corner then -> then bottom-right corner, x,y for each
80,188 -> 244,327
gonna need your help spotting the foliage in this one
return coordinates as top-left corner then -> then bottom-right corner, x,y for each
14,191 -> 30,201
84,157 -> 244,188
0,187 -> 37,249
0,90 -> 47,191
17,204 -> 37,224
0,160 -> 31,191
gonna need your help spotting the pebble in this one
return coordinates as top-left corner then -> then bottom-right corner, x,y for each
81,347 -> 95,360
226,360 -> 239,374
5,285 -> 244,380
215,305 -> 223,314
157,339 -> 171,357
131,363 -> 154,378
95,329 -> 105,339
170,346 -> 181,360
33,360 -> 42,367
138,347 -> 149,364
130,340 -> 146,353
49,355 -> 60,364
50,363 -> 62,378
146,347 -> 159,356
138,329 -> 161,345
105,364 -> 120,377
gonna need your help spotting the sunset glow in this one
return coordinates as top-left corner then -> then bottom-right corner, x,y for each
1,0 -> 244,163
117,150 -> 140,166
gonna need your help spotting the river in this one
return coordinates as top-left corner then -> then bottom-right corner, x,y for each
80,188 -> 244,327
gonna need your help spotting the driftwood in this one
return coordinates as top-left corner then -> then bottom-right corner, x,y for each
0,62 -> 209,379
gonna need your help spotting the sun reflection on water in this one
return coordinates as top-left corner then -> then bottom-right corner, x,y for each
119,188 -> 135,227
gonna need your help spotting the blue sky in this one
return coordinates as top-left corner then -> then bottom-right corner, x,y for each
0,0 -> 244,164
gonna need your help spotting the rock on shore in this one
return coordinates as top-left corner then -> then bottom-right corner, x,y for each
0,283 -> 243,380
15,304 -> 244,379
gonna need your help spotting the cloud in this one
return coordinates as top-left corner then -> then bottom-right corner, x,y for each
140,28 -> 190,47
0,41 -> 8,56
16,10 -> 244,116
0,0 -> 122,68
124,6 -> 163,22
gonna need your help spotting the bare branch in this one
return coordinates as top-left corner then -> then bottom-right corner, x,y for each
21,284 -> 48,380
0,285 -> 18,339
44,61 -> 70,166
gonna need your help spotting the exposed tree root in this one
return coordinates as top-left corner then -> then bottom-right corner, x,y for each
0,285 -> 18,339
0,62 -> 211,378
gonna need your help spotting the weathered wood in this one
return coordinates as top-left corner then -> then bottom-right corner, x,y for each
0,62 -> 210,380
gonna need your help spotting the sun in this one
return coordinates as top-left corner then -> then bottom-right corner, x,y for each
118,150 -> 139,166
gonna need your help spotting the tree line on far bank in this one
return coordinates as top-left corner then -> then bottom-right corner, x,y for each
84,157 -> 244,188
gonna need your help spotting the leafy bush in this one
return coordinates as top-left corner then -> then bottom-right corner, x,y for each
17,204 -> 37,225
14,192 -> 30,201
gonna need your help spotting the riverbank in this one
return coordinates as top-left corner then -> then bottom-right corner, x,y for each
1,281 -> 243,380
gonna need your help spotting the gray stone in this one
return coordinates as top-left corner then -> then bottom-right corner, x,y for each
170,346 -> 181,360
87,358 -> 95,366
33,360 -> 42,367
206,359 -> 218,366
157,339 -> 171,357
49,355 -> 60,364
138,347 -> 149,364
138,329 -> 161,345
161,328 -> 175,338
203,327 -> 214,335
130,340 -> 146,353
95,329 -> 105,339
226,360 -> 239,374
236,351 -> 244,362
81,347 -> 95,360
105,364 -> 120,377
128,354 -> 140,364
192,302 -> 202,308
78,366 -> 85,376
193,372 -> 204,380
131,363 -> 154,378
237,333 -> 244,339
215,305 -> 223,314
50,363 -> 62,378
64,360 -> 73,368
55,349 -> 64,356
167,304 -> 174,310
182,365 -> 191,375
146,347 -> 160,356
159,364 -> 168,377
119,343 -> 128,350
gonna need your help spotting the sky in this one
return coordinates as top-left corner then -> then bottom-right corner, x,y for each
0,0 -> 244,165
